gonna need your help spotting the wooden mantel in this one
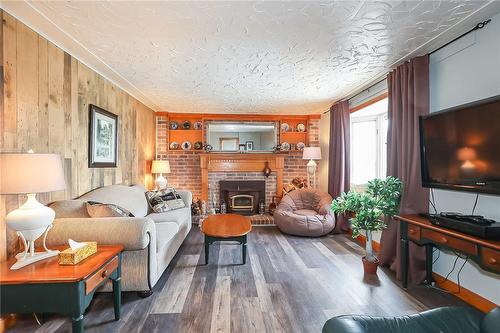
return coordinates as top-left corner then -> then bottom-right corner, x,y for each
200,153 -> 285,201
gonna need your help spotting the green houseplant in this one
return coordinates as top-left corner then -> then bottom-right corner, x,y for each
331,176 -> 402,274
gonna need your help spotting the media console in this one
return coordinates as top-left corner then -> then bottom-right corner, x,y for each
396,214 -> 500,288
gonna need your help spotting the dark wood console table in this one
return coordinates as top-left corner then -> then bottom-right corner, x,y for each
0,245 -> 123,333
396,214 -> 500,288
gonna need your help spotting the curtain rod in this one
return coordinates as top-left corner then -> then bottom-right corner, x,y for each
429,19 -> 491,55
324,18 -> 492,114
323,76 -> 386,114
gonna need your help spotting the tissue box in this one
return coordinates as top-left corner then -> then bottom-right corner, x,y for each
58,242 -> 98,265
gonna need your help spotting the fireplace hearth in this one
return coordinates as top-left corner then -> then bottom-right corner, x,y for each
220,180 -> 265,215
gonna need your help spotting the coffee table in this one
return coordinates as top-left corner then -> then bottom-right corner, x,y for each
0,245 -> 123,333
201,214 -> 252,265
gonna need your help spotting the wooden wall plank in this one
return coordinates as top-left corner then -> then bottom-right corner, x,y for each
0,9 -> 5,264
16,18 -> 38,152
0,9 -> 4,149
0,12 -> 156,257
2,12 -> 17,150
37,37 -> 49,153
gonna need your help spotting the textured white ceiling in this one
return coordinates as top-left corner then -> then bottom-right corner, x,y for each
18,1 -> 490,114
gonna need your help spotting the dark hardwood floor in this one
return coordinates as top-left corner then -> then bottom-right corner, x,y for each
8,225 -> 470,333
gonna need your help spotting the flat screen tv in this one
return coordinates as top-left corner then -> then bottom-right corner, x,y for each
419,95 -> 500,195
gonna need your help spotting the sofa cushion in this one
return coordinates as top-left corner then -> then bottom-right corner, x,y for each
86,201 -> 133,218
79,184 -> 148,217
322,306 -> 483,333
146,188 -> 186,213
155,222 -> 179,251
147,207 -> 191,226
481,307 -> 500,333
49,200 -> 90,218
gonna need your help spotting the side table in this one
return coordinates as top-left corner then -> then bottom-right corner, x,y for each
0,245 -> 123,333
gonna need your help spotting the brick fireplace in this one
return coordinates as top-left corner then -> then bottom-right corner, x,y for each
155,115 -> 320,204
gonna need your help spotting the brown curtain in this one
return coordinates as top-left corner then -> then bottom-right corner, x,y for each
379,55 -> 429,284
328,100 -> 350,233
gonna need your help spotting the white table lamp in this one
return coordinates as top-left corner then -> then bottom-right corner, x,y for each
0,152 -> 66,270
303,147 -> 321,188
152,160 -> 171,190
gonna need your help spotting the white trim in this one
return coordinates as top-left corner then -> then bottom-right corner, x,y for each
349,80 -> 388,110
0,1 -> 160,111
350,104 -> 388,187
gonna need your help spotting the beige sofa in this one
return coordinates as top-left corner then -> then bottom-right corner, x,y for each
47,184 -> 192,296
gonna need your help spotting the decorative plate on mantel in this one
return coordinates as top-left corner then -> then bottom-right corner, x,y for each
170,141 -> 180,150
297,142 -> 305,150
193,121 -> 203,130
281,123 -> 290,132
280,142 -> 290,151
182,141 -> 192,150
170,121 -> 179,130
296,123 -> 306,132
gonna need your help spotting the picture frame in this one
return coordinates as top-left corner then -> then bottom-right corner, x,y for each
89,104 -> 118,168
239,144 -> 246,152
245,141 -> 254,151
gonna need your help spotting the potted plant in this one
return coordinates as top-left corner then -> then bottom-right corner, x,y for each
331,176 -> 402,274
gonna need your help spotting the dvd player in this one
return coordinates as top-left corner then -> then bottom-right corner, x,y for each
429,213 -> 500,239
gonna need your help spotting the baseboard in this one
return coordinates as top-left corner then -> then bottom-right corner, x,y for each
432,273 -> 498,313
347,230 -> 497,312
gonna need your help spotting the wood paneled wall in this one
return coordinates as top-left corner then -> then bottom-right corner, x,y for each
0,11 -> 156,259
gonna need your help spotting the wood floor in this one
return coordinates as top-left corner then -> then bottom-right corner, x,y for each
9,226 -> 469,333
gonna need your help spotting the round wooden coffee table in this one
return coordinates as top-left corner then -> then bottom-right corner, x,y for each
201,214 -> 252,265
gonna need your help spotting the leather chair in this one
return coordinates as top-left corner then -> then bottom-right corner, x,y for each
322,306 -> 500,333
274,188 -> 335,236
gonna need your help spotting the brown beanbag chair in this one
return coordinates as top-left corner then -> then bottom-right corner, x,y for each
274,188 -> 335,236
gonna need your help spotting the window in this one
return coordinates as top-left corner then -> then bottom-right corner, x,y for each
350,97 -> 388,187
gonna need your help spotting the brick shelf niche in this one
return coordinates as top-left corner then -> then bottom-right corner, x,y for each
156,114 -> 320,203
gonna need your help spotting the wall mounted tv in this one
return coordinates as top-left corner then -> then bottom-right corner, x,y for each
419,95 -> 500,195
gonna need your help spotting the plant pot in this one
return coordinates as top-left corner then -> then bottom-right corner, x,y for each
362,256 -> 379,275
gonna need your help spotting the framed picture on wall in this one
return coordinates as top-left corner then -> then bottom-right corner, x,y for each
89,104 -> 118,168
245,141 -> 254,151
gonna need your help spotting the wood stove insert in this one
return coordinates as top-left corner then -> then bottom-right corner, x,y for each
220,180 -> 265,215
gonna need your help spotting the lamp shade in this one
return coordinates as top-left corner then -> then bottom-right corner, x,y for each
0,153 -> 66,194
151,160 -> 171,174
302,147 -> 321,160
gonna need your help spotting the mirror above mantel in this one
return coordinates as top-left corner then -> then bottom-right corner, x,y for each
206,121 -> 277,152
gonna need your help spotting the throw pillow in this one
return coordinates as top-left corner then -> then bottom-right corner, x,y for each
86,201 -> 134,218
146,188 -> 186,213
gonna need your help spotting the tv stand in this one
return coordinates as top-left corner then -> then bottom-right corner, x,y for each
395,214 -> 500,288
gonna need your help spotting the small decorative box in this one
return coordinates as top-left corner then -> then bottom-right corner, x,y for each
58,242 -> 97,265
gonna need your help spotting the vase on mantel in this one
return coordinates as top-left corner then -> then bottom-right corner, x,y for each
263,162 -> 271,178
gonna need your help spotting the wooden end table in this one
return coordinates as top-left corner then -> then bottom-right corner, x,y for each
201,214 -> 252,265
0,245 -> 123,333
